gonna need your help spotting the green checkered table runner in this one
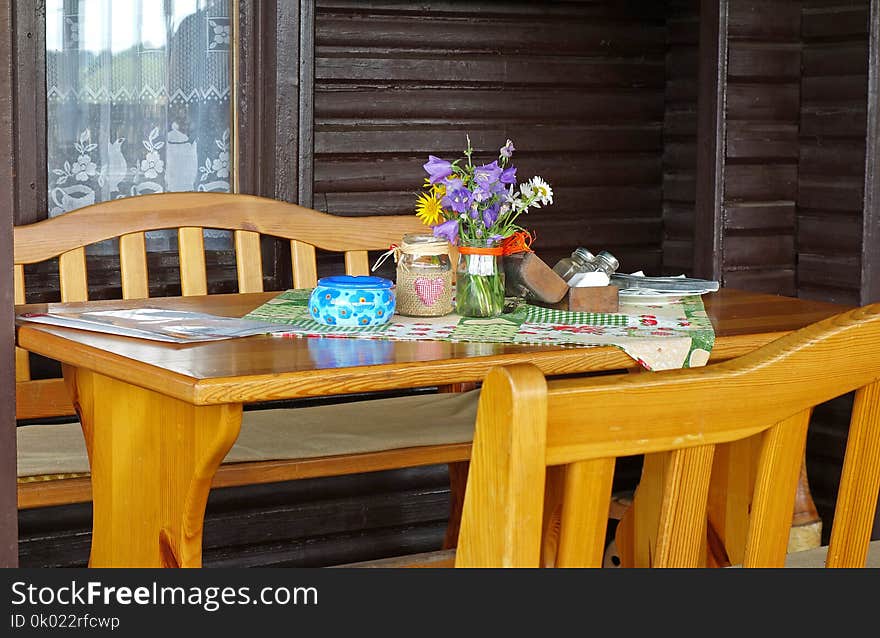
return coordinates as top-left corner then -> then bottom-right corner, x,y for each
244,289 -> 716,371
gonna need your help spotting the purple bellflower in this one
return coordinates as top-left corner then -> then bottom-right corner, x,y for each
432,218 -> 460,245
423,155 -> 453,184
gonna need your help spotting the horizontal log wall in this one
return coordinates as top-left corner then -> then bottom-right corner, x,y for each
798,0 -> 868,307
662,0 -> 700,276
311,0 -> 668,271
722,0 -> 802,294
798,0 -> 871,543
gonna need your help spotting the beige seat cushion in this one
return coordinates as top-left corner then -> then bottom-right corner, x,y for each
783,540 -> 880,568
16,390 -> 479,479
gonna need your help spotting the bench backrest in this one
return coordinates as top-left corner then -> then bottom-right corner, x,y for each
15,192 -> 425,420
455,303 -> 880,568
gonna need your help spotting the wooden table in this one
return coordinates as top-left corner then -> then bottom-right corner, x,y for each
15,289 -> 847,567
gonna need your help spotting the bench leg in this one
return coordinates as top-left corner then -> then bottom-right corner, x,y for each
64,365 -> 242,568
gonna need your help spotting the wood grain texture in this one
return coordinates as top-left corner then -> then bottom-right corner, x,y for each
119,232 -> 149,299
312,1 -> 667,272
59,248 -> 88,303
826,381 -> 880,566
18,442 -> 472,510
0,0 -> 17,565
556,459 -> 615,568
741,410 -> 811,567
67,366 -> 242,567
662,0 -> 699,276
455,364 -> 548,568
14,193 -> 425,415
693,0 -> 726,280
177,227 -> 208,297
798,0 -> 869,303
15,289 -> 850,407
653,445 -> 715,567
456,301 -> 880,567
863,0 -> 880,303
13,192 -> 425,264
233,230 -> 264,293
719,0 -> 801,295
13,263 -> 24,304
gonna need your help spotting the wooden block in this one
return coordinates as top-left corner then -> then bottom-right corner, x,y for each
548,285 -> 620,313
504,252 -> 569,304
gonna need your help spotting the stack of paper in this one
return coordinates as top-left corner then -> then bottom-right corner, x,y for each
16,308 -> 299,343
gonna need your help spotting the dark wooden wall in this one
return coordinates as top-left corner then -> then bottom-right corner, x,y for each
721,0 -> 802,295
798,0 -> 869,307
311,0 -> 669,271
797,0 -> 873,540
662,0 -> 700,275
0,0 -> 18,567
694,0 -> 879,542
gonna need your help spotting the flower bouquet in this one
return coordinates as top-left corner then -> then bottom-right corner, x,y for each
415,137 -> 553,317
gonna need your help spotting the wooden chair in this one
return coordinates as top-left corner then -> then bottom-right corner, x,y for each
455,303 -> 880,568
14,193 -> 476,535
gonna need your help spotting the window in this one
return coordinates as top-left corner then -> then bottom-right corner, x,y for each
46,0 -> 234,249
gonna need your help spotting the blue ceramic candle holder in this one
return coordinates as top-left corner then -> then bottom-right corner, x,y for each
308,275 -> 396,327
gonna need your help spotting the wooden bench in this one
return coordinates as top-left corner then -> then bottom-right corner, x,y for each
14,193 -> 476,541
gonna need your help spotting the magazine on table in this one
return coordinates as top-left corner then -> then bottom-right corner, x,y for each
16,307 -> 301,343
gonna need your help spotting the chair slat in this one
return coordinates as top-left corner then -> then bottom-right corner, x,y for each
178,227 -> 208,296
826,381 -> 880,567
234,230 -> 264,293
705,436 -> 761,567
14,264 -> 24,305
15,348 -> 31,382
14,264 -> 30,381
455,365 -> 548,567
540,465 -> 565,567
59,247 -> 88,302
556,458 -> 615,568
291,240 -> 318,288
742,409 -> 811,567
119,232 -> 149,299
344,250 -> 370,277
653,445 -> 715,568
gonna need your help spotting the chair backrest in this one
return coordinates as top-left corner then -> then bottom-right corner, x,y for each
456,303 -> 880,568
14,192 -> 425,420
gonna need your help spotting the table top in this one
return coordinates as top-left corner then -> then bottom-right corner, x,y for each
15,289 -> 849,406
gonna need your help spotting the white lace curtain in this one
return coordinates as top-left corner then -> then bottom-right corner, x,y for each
46,0 -> 234,246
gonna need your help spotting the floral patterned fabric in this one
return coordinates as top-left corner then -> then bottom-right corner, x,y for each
46,0 -> 233,249
245,290 -> 716,371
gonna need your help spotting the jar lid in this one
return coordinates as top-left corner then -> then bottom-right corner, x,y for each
573,247 -> 596,263
317,275 -> 394,290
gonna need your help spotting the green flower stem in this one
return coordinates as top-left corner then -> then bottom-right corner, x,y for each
456,253 -> 505,318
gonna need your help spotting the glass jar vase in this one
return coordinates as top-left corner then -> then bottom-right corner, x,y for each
395,234 -> 454,317
455,239 -> 505,318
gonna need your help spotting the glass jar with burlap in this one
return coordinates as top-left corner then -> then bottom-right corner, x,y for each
390,234 -> 454,317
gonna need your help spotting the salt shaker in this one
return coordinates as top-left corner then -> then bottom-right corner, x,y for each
592,251 -> 620,276
552,247 -> 597,284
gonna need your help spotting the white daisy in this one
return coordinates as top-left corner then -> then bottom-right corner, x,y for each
529,176 -> 553,205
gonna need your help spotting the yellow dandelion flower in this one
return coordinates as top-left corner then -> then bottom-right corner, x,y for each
415,192 -> 443,226
431,183 -> 446,198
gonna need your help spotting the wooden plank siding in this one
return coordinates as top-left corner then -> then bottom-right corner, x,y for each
0,0 -> 18,566
721,0 -> 802,295
798,0 -> 869,307
311,0 -> 669,271
797,0 -> 873,544
662,0 -> 700,276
